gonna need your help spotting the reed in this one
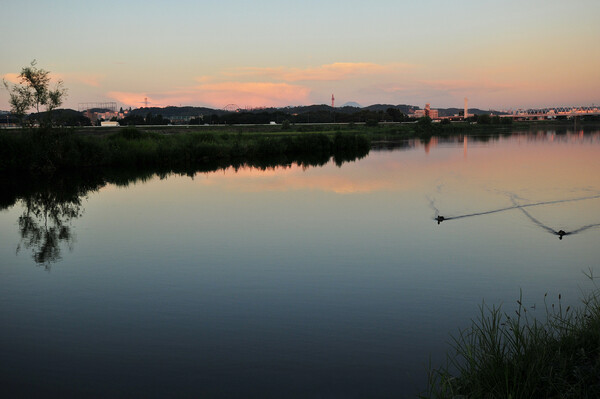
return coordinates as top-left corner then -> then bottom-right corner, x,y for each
0,127 -> 370,172
422,272 -> 600,398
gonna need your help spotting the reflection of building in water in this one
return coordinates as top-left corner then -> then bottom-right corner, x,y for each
463,135 -> 468,158
411,103 -> 439,119
423,136 -> 438,154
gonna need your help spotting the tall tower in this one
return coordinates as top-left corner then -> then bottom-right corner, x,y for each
331,94 -> 335,108
464,97 -> 468,119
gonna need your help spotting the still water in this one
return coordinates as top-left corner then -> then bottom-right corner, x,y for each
1,128 -> 599,398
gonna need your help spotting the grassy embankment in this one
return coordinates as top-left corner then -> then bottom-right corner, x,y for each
1,119 -> 592,173
0,126 -> 370,173
422,275 -> 600,398
105,118 -> 590,141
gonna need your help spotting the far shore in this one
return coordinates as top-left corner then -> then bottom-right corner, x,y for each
0,120 -> 597,174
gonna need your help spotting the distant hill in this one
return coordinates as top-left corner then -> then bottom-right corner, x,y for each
129,106 -> 227,117
29,108 -> 92,126
122,104 -> 508,118
435,107 -> 509,117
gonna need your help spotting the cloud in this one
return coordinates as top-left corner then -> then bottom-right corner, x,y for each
2,73 -> 21,84
108,81 -> 311,108
195,82 -> 311,107
204,62 -> 412,83
70,73 -> 103,87
107,91 -> 150,107
419,79 -> 515,93
103,62 -> 410,109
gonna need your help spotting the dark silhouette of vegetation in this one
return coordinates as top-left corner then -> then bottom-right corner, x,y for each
0,127 -> 370,173
171,107 -> 407,125
119,112 -> 170,125
29,109 -> 92,126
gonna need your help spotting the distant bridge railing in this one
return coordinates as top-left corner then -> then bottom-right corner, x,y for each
505,106 -> 600,118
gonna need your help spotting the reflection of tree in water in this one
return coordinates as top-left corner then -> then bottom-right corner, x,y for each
1,170 -> 111,268
3,147 -> 373,268
16,189 -> 84,267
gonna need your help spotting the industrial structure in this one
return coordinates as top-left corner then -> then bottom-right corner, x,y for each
78,102 -> 124,123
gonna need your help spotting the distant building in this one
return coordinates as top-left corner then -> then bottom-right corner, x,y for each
100,121 -> 119,127
85,110 -> 125,123
411,103 -> 438,119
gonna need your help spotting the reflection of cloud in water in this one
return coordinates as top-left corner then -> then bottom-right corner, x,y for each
195,163 -> 400,194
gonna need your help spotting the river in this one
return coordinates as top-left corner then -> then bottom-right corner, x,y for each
1,127 -> 599,398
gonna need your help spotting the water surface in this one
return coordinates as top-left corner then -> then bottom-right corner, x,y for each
1,128 -> 599,397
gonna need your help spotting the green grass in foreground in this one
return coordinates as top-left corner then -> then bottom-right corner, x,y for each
422,271 -> 600,398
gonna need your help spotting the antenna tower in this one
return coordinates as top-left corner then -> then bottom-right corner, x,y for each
144,97 -> 148,108
331,94 -> 335,108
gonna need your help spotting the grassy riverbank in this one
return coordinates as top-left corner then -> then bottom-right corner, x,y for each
1,120 -> 595,172
422,279 -> 600,398
0,127 -> 370,172
69,118 -> 584,138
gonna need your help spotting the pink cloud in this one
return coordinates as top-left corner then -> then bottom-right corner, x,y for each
212,62 -> 411,82
2,73 -> 21,84
107,91 -> 151,107
195,82 -> 311,108
107,82 -> 311,108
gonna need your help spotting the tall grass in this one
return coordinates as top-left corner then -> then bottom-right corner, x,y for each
422,272 -> 600,398
0,127 -> 370,173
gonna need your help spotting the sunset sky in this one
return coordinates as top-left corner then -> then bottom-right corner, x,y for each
1,0 -> 599,111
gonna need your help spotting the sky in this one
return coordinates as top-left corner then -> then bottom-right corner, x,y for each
1,0 -> 599,111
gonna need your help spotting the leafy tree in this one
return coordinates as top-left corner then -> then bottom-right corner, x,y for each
417,116 -> 432,127
478,114 -> 492,124
3,60 -> 67,127
386,107 -> 406,122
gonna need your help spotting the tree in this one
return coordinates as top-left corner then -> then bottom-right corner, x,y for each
386,107 -> 406,122
478,114 -> 492,124
3,60 -> 67,127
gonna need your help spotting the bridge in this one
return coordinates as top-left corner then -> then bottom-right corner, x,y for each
503,106 -> 600,120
